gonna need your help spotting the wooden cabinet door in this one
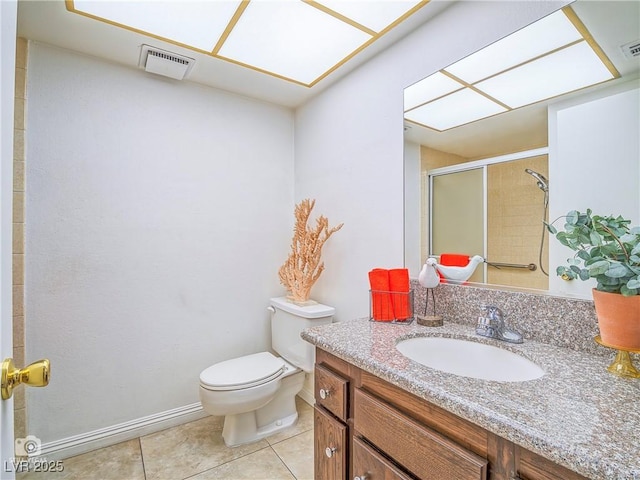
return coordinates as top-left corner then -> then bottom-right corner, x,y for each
315,406 -> 347,480
515,447 -> 588,480
353,437 -> 413,480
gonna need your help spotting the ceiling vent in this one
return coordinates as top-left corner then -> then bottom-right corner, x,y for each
620,39 -> 640,60
138,45 -> 195,80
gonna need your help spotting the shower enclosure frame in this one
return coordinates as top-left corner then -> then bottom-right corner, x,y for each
426,146 -> 549,284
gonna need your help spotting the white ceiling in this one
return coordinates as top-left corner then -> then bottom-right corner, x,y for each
403,0 -> 640,159
17,0 -> 453,108
15,0 -> 639,153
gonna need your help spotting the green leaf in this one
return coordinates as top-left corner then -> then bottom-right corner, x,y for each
578,234 -> 591,245
585,255 -> 605,266
597,274 -> 620,285
620,233 -> 636,243
566,210 -> 579,225
588,260 -> 609,276
627,278 -> 640,289
545,222 -> 557,235
605,263 -> 630,278
579,269 -> 591,281
600,244 -> 619,256
621,284 -> 639,296
630,226 -> 640,235
556,266 -> 576,279
589,231 -> 603,246
577,250 -> 591,261
556,232 -> 570,247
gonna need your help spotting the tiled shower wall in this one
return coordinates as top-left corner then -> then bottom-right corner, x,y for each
13,37 -> 27,440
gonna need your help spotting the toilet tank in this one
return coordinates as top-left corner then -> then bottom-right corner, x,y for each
270,297 -> 335,372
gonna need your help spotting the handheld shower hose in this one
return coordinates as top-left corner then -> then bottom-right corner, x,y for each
525,169 -> 549,276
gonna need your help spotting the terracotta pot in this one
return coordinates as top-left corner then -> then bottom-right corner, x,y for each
592,288 -> 640,350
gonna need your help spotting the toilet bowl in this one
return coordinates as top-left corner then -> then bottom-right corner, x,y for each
199,352 -> 304,446
199,297 -> 334,447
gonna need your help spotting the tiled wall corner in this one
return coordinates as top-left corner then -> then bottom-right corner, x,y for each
13,37 -> 28,441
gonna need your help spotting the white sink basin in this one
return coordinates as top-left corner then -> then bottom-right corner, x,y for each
396,337 -> 544,382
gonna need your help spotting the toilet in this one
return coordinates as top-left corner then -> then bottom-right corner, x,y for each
199,296 -> 335,447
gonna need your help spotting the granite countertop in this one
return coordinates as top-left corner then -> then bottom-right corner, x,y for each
302,318 -> 640,480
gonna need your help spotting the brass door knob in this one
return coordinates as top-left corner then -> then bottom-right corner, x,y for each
1,358 -> 50,400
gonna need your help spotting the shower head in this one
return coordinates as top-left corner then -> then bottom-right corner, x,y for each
525,168 -> 549,192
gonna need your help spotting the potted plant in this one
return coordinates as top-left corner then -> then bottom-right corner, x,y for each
547,209 -> 640,350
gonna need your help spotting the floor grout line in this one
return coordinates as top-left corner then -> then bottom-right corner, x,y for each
48,404 -> 314,480
269,444 -> 298,480
175,444 -> 284,480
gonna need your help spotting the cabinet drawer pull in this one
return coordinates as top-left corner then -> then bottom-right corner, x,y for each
319,388 -> 331,399
354,476 -> 368,480
325,446 -> 337,458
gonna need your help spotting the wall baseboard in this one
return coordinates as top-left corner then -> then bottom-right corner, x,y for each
39,403 -> 208,461
298,372 -> 315,406
298,386 -> 314,406
39,390 -> 315,461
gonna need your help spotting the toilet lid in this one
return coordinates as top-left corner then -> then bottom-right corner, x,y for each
200,352 -> 285,390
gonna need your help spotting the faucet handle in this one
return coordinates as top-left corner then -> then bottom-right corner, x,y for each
482,305 -> 503,317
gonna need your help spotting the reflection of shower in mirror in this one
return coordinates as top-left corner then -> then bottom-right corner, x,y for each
525,168 -> 549,193
525,168 -> 550,276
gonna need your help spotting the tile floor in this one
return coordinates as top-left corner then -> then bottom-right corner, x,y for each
18,398 -> 314,480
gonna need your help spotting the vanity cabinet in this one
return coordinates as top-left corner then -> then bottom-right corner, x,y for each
515,446 -> 588,480
352,436 -> 412,480
354,388 -> 487,479
314,405 -> 347,480
314,362 -> 350,480
313,348 -> 589,480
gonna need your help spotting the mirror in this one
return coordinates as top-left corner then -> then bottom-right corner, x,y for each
404,0 -> 640,297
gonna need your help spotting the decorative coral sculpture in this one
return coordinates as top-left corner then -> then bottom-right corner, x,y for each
278,199 -> 343,304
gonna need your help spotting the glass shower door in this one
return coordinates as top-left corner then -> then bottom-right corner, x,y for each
430,168 -> 485,283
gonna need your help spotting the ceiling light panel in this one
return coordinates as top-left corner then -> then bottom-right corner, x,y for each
72,0 -> 241,52
217,1 -> 371,84
404,72 -> 463,110
316,0 -> 423,32
68,0 -> 431,87
476,41 -> 615,108
445,10 -> 582,83
404,89 -> 507,131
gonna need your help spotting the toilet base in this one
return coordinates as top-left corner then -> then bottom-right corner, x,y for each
222,411 -> 298,447
220,369 -> 305,447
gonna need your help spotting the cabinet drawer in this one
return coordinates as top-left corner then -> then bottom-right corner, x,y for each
314,406 -> 347,480
516,446 -> 588,480
353,437 -> 413,480
315,364 -> 348,421
354,389 -> 487,480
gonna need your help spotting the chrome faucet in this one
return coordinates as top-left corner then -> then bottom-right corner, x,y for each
476,305 -> 523,344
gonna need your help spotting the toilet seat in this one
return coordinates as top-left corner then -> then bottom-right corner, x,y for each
200,352 -> 285,391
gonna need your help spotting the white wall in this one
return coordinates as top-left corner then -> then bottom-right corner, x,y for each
294,1 -> 567,322
25,43 -> 294,445
404,141 -> 421,278
549,82 -> 640,298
